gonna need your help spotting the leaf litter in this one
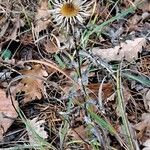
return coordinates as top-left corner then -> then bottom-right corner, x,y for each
0,0 -> 150,149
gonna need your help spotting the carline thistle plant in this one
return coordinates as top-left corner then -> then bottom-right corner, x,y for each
50,0 -> 94,33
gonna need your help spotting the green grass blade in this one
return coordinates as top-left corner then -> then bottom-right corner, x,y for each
87,108 -> 126,148
88,109 -> 116,135
122,71 -> 150,87
54,54 -> 66,69
59,98 -> 73,149
81,6 -> 135,47
116,68 -> 135,150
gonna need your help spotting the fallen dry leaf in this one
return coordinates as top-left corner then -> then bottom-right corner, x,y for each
44,39 -> 59,53
92,37 -> 147,61
8,17 -> 22,40
0,20 -> 10,39
143,139 -> 150,150
87,83 -> 114,100
0,15 -> 24,42
135,113 -> 150,142
0,89 -> 18,141
135,0 -> 150,12
106,93 -> 115,102
26,117 -> 48,144
0,1 -> 11,39
15,64 -> 48,103
34,0 -> 51,38
20,32 -> 34,45
128,14 -> 141,31
44,35 -> 60,53
69,125 -> 87,141
68,125 -> 92,150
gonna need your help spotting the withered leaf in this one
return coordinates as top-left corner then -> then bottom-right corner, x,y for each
0,89 -> 18,141
27,117 -> 48,144
92,38 -> 147,61
34,0 -> 51,37
15,64 -> 48,103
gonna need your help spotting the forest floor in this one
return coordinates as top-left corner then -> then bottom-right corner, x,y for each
0,0 -> 150,150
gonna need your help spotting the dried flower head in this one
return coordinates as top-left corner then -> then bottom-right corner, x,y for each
50,0 -> 93,33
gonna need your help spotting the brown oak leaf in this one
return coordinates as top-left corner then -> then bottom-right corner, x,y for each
15,64 -> 48,103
